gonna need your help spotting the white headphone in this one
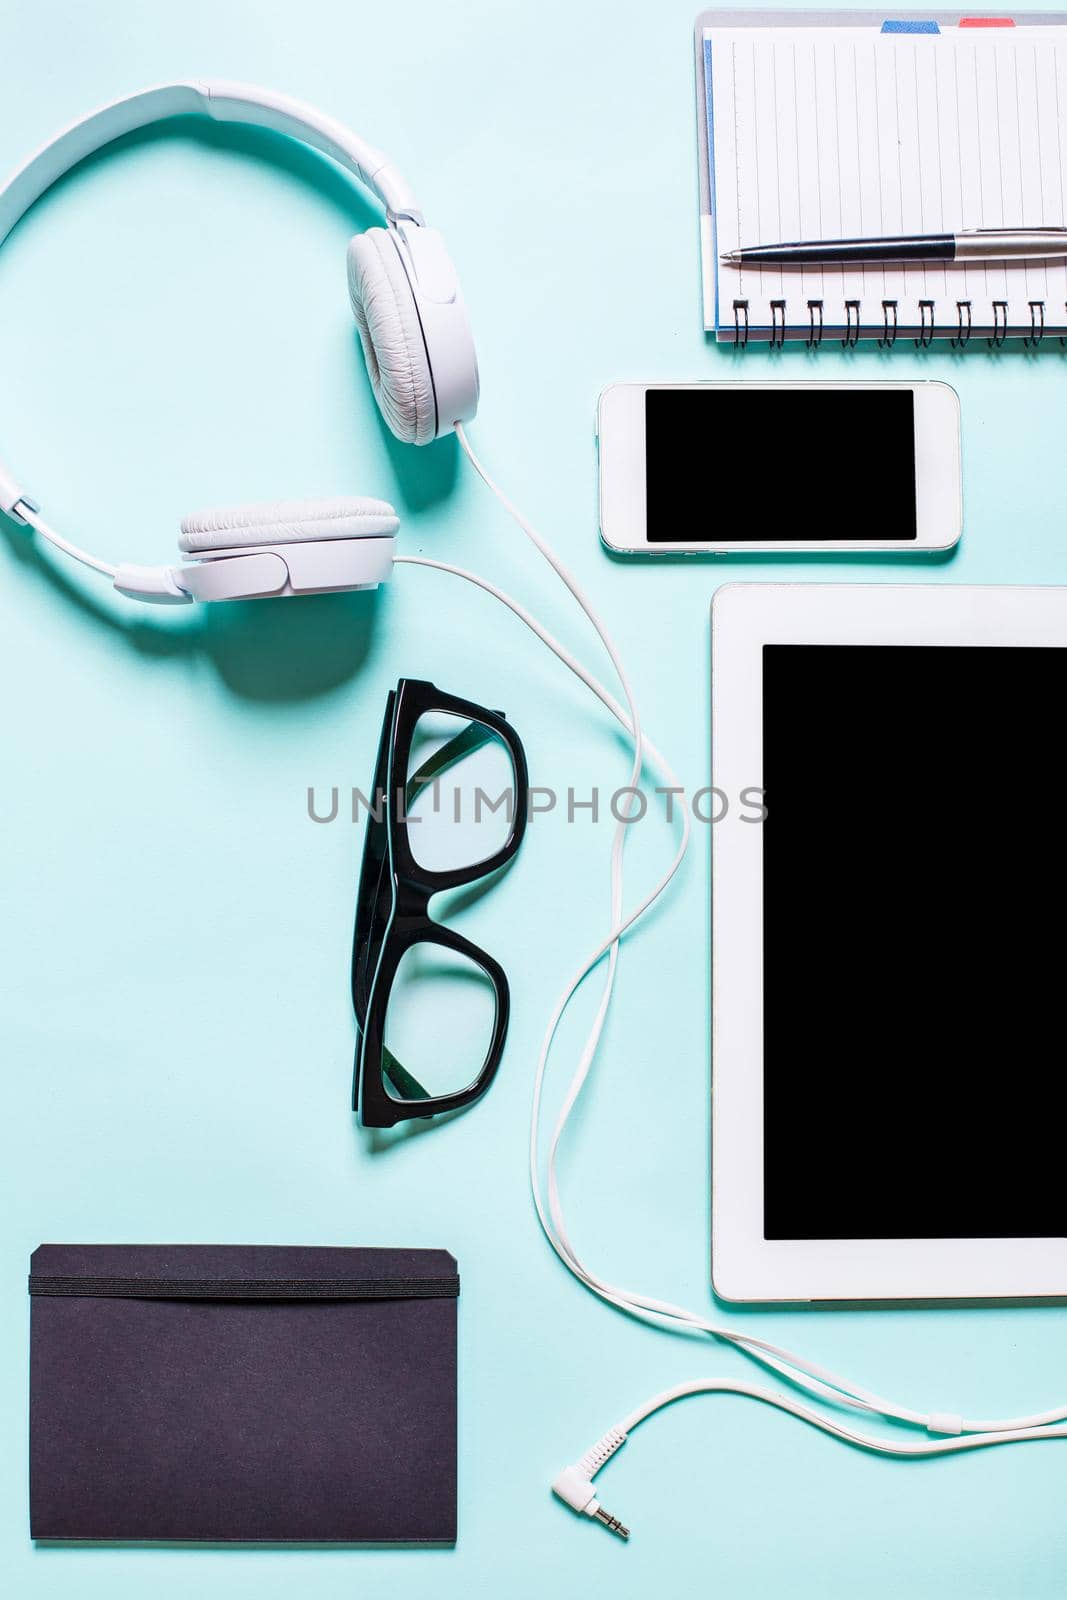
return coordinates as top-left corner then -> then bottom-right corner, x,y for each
0,81 -> 480,604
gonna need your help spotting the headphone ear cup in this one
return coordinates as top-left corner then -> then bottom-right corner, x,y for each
178,496 -> 399,553
347,229 -> 436,446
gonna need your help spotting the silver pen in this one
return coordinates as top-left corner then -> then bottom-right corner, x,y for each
721,227 -> 1067,268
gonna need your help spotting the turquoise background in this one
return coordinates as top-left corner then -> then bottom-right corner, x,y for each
2,1 -> 1066,1594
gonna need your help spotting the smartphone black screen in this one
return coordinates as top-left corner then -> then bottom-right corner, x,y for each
645,388 -> 917,542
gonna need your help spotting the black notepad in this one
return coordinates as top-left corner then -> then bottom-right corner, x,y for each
29,1243 -> 458,1544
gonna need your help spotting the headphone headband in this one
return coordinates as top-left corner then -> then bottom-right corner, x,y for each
0,80 -> 424,254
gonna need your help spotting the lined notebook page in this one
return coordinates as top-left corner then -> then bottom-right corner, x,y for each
705,25 -> 1067,340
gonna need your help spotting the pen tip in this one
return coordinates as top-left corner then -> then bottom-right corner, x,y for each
720,250 -> 740,264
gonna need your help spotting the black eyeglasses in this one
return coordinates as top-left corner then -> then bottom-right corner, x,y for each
351,679 -> 529,1128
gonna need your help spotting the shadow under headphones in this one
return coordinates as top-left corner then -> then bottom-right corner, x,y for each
0,81 -> 480,604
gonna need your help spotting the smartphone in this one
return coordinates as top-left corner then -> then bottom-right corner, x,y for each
597,380 -> 961,555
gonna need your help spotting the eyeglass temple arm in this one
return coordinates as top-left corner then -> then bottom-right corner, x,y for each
405,720 -> 501,809
381,1045 -> 431,1103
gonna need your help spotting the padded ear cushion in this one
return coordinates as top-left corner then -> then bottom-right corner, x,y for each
178,496 -> 399,554
347,228 -> 436,446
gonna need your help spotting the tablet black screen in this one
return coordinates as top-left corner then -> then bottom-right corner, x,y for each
762,643 -> 1067,1240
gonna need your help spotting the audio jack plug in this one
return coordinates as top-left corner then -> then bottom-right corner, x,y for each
552,1427 -> 631,1539
552,1464 -> 629,1538
592,1505 -> 630,1539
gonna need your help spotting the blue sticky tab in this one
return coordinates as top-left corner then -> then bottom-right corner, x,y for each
881,18 -> 940,30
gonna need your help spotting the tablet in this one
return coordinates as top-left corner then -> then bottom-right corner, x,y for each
711,584 -> 1067,1303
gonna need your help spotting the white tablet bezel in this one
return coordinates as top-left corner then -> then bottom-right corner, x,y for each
711,582 -> 1067,1303
598,381 -> 962,555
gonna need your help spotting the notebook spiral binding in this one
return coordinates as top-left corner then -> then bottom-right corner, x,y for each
1026,300 -> 1045,349
770,299 -> 786,349
807,300 -> 823,349
732,292 -> 1054,347
915,300 -> 935,349
952,301 -> 972,350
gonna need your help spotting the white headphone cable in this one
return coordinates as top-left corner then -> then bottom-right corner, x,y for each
13,501 -> 118,578
552,1383 -> 1067,1540
395,551 -> 689,948
439,428 -> 1067,1533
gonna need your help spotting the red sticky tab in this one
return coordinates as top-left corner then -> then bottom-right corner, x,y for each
959,17 -> 1016,25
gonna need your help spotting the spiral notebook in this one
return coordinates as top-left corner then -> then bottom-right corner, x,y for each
696,10 -> 1067,343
